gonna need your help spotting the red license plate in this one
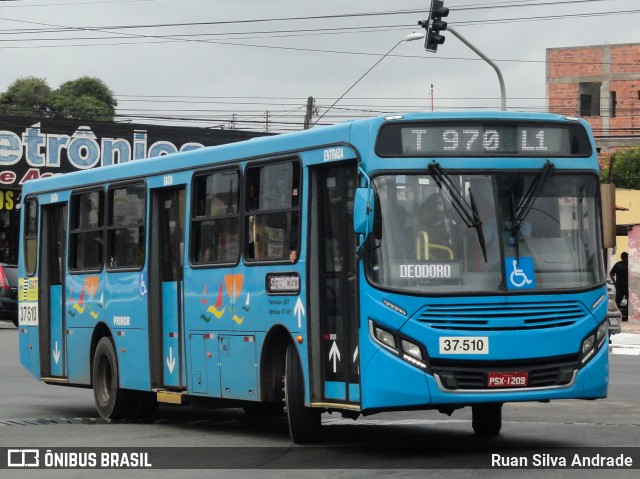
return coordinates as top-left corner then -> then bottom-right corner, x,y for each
487,371 -> 529,388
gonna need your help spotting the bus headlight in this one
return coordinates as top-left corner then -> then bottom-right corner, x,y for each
580,320 -> 608,365
401,339 -> 423,361
370,320 -> 430,372
374,327 -> 396,349
581,336 -> 595,362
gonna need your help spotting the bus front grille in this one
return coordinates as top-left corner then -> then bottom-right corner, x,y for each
417,301 -> 586,331
431,356 -> 579,391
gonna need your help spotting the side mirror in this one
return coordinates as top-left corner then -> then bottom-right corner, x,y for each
353,187 -> 374,234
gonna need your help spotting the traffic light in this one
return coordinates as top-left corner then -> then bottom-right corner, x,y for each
419,0 -> 450,53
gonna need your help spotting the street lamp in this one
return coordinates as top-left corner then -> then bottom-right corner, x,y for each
313,32 -> 425,127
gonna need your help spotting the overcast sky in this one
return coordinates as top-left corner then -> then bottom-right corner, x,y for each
1,0 -> 639,132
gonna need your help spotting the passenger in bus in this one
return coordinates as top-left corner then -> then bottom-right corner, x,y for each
201,246 -> 213,262
289,212 -> 299,263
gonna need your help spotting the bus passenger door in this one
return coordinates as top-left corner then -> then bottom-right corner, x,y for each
149,187 -> 186,390
39,203 -> 67,379
309,163 -> 360,406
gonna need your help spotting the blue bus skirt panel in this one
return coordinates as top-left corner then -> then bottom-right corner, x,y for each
359,340 -> 608,411
66,327 -> 93,384
19,326 -> 41,379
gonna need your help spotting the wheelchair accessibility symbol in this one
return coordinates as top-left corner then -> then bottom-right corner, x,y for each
140,272 -> 148,296
505,257 -> 535,290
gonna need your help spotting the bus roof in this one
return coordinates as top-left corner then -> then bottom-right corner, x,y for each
20,110 -> 590,196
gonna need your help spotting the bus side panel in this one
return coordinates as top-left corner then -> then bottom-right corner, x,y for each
19,326 -> 41,379
183,266 -> 231,398
113,328 -> 152,391
66,327 -> 93,384
64,272 -> 151,389
106,273 -> 152,391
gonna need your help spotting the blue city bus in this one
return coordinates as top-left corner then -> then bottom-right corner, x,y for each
18,111 -> 609,443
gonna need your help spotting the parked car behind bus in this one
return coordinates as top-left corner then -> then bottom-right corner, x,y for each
0,263 -> 18,327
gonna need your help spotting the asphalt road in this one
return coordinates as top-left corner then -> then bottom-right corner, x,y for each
1,321 -> 639,478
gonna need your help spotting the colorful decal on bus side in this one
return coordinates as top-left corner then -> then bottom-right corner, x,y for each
68,277 -> 103,319
199,274 -> 249,325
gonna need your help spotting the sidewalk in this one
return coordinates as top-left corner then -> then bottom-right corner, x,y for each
620,321 -> 640,334
610,321 -> 640,356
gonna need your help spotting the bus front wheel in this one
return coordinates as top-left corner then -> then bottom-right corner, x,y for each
284,344 -> 321,443
471,403 -> 503,437
92,337 -> 136,419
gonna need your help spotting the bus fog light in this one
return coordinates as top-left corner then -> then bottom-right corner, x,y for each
375,327 -> 396,349
401,339 -> 423,360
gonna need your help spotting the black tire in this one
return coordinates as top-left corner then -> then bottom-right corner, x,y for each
284,344 -> 321,443
12,317 -> 18,328
92,337 -> 137,419
472,403 -> 503,437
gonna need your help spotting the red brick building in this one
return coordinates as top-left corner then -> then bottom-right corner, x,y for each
546,43 -> 640,158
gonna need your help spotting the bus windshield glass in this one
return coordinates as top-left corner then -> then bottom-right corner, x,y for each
365,172 -> 604,294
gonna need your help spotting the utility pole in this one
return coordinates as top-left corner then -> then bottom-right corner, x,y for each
303,96 -> 314,129
430,83 -> 434,111
265,111 -> 269,133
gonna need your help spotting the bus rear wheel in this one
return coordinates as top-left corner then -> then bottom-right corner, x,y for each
472,403 -> 503,437
92,337 -> 137,419
284,344 -> 321,443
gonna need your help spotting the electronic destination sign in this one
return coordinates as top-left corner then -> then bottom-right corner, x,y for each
376,121 -> 592,158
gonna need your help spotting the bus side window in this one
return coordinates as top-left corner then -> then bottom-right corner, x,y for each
191,169 -> 240,265
24,198 -> 38,276
107,183 -> 146,270
244,160 -> 300,262
69,189 -> 104,272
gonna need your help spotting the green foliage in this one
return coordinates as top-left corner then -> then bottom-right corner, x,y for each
0,75 -> 117,121
52,77 -> 117,121
0,77 -> 52,118
601,147 -> 640,190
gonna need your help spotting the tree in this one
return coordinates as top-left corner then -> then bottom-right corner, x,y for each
51,76 -> 117,121
0,77 -> 52,118
0,75 -> 118,121
601,147 -> 640,190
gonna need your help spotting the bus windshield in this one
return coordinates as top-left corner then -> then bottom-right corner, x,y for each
366,171 -> 604,294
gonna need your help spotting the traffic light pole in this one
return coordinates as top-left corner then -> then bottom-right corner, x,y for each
448,27 -> 506,111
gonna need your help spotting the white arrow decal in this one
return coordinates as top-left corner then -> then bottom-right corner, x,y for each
294,297 -> 305,328
329,341 -> 341,373
167,347 -> 176,374
353,346 -> 359,374
53,341 -> 60,365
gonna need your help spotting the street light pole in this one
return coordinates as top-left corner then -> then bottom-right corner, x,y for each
313,32 -> 425,127
447,27 -> 507,111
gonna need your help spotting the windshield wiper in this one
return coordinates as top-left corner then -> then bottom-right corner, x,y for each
428,162 -> 487,262
509,160 -> 555,258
